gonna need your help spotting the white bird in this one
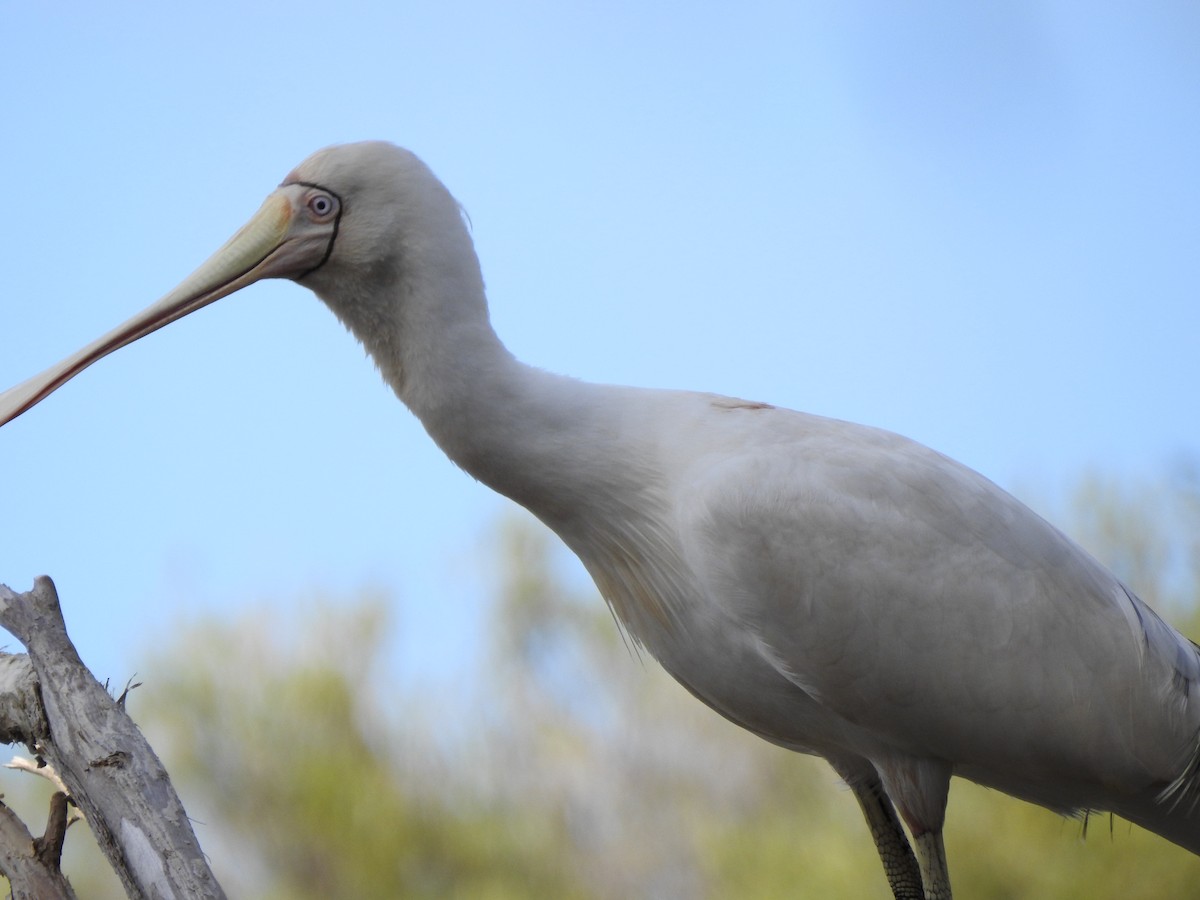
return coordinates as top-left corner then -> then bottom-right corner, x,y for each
1,142 -> 1197,899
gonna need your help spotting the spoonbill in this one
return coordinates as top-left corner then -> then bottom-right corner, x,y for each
1,142 -> 1197,899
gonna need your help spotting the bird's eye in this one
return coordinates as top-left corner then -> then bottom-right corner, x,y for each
306,192 -> 338,219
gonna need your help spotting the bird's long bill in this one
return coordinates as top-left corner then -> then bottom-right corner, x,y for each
0,192 -> 295,428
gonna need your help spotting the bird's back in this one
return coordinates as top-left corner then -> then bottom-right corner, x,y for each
544,386 -> 1200,851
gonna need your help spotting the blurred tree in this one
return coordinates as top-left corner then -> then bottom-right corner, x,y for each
140,597 -> 588,900
11,465 -> 1195,897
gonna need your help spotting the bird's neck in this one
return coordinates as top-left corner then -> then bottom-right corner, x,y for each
313,231 -> 638,527
309,207 -> 692,648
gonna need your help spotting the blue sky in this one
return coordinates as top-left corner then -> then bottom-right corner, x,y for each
1,3 -> 1198,686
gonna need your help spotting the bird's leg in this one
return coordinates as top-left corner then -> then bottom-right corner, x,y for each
847,775 -> 925,900
913,830 -> 952,900
872,756 -> 953,900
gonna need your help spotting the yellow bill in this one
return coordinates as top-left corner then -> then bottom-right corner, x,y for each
0,180 -> 341,427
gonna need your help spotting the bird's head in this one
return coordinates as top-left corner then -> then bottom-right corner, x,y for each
0,141 -> 471,427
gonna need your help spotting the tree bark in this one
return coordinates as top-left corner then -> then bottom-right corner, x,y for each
0,576 -> 226,899
0,789 -> 77,900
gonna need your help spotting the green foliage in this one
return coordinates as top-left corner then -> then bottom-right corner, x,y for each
141,598 -> 588,900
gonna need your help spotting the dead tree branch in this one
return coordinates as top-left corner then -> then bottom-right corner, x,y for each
0,576 -> 226,899
0,788 -> 77,900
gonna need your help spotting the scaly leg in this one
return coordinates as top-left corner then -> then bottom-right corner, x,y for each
913,830 -> 952,900
846,772 -> 925,900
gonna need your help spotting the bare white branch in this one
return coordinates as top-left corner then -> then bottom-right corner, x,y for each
0,577 -> 226,899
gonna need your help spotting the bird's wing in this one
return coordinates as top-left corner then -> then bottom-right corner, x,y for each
672,405 -> 1200,805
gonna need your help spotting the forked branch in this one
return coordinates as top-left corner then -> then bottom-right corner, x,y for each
0,577 -> 225,899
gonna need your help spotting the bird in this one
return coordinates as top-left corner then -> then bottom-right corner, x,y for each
1,141 -> 1197,899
